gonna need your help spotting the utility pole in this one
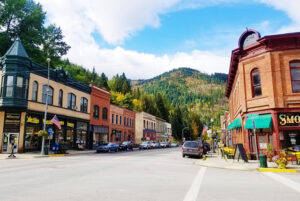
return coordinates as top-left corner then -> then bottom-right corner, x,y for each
41,58 -> 50,155
181,127 -> 189,143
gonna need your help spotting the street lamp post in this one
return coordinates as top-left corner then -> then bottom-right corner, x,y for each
181,127 -> 189,143
41,58 -> 50,155
211,118 -> 216,153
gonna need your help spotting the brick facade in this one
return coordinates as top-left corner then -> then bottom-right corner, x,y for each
226,30 -> 300,157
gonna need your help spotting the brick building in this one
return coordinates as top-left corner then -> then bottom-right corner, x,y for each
135,112 -> 157,144
226,30 -> 300,158
109,104 -> 135,144
90,86 -> 110,147
0,39 -> 91,153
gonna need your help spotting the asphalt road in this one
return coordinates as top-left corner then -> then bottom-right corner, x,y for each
0,148 -> 300,201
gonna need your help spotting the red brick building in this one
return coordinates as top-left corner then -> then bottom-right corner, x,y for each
90,86 -> 110,147
226,30 -> 300,158
109,104 -> 135,144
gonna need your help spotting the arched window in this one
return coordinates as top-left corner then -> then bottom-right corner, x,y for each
80,97 -> 88,112
251,68 -> 262,97
32,81 -> 38,101
102,107 -> 108,120
93,105 -> 99,118
68,93 -> 76,110
58,89 -> 63,107
290,61 -> 300,93
42,85 -> 53,105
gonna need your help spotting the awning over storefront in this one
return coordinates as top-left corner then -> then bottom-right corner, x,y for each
227,118 -> 242,130
244,114 -> 272,129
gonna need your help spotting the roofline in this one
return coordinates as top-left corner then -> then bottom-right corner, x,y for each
92,85 -> 110,95
225,31 -> 300,98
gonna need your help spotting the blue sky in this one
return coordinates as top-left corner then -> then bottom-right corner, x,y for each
38,0 -> 298,79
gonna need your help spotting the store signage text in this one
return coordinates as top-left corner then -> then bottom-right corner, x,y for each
278,113 -> 300,126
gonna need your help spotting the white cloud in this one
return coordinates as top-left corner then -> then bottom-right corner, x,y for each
69,44 -> 230,79
259,0 -> 300,33
36,0 -> 230,79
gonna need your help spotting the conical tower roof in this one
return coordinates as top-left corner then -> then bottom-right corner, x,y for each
5,37 -> 29,58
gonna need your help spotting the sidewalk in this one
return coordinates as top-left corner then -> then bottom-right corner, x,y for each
194,152 -> 300,173
0,149 -> 96,160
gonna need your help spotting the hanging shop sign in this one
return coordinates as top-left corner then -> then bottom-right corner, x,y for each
278,113 -> 300,127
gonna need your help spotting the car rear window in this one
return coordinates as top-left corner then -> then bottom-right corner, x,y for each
184,141 -> 198,148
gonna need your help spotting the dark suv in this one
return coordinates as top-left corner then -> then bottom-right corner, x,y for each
182,141 -> 203,158
119,141 -> 134,151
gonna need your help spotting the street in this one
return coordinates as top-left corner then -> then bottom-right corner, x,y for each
0,148 -> 300,201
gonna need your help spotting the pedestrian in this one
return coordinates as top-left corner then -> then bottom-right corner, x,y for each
8,139 -> 16,158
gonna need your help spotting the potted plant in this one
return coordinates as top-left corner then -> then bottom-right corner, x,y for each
273,151 -> 288,169
264,144 -> 274,162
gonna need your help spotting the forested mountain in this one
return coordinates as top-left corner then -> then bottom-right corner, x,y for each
132,68 -> 228,140
132,67 -> 227,107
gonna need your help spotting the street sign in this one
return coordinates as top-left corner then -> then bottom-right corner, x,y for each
48,128 -> 53,135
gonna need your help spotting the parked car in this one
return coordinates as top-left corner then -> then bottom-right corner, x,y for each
182,141 -> 203,158
153,142 -> 161,148
160,142 -> 167,148
150,141 -> 156,149
171,143 -> 179,147
96,143 -> 119,153
139,141 -> 151,149
119,141 -> 134,151
166,142 -> 171,147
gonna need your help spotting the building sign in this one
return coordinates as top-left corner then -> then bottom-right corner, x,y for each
278,113 -> 300,127
67,122 -> 75,128
27,116 -> 40,124
5,113 -> 21,124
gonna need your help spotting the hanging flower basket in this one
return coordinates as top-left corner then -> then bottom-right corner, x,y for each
38,130 -> 48,138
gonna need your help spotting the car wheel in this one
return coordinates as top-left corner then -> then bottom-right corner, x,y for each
116,149 -> 119,152
96,150 -> 100,153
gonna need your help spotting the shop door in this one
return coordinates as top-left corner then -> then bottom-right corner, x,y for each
2,133 -> 19,153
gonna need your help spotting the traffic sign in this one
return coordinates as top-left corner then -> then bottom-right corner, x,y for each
48,128 -> 53,135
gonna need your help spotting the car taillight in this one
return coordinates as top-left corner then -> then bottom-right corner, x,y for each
182,147 -> 184,151
198,147 -> 201,152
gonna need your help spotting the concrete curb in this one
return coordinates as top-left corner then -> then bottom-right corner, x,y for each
193,161 -> 257,171
258,168 -> 299,173
194,161 -> 300,173
0,151 -> 95,160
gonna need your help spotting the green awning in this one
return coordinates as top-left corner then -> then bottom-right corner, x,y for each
244,114 -> 272,129
227,118 -> 242,130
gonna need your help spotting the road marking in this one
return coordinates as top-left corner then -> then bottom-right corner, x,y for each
183,167 -> 207,201
262,172 -> 300,193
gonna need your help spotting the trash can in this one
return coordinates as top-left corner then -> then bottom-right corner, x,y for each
259,155 -> 267,168
44,145 -> 49,155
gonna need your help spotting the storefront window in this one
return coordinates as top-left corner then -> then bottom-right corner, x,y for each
25,125 -> 40,150
251,68 -> 262,97
115,131 -> 121,142
66,129 -> 75,148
